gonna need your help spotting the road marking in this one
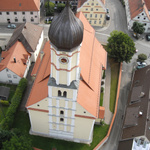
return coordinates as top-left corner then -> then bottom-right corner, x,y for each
95,32 -> 110,37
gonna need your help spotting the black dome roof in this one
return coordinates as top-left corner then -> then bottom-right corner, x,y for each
48,3 -> 83,51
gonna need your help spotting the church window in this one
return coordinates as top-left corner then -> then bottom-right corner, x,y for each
60,110 -> 64,115
59,57 -> 68,64
60,118 -> 64,122
63,91 -> 67,97
58,90 -> 62,96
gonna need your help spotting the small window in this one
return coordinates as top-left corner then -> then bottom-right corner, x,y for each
100,14 -> 102,18
91,8 -> 93,11
144,17 -> 146,20
91,3 -> 94,6
13,75 -> 17,79
23,18 -> 26,22
138,16 -> 140,19
15,18 -> 18,22
14,12 -> 17,15
144,23 -> 146,26
95,14 -> 97,18
35,16 -> 37,18
89,20 -> 91,24
31,18 -> 34,22
7,74 -> 11,78
86,8 -> 88,11
85,14 -> 87,17
0,12 -> 2,15
96,3 -> 98,5
63,91 -> 67,97
19,3 -> 21,6
58,90 -> 61,96
60,110 -> 64,115
9,80 -> 12,83
30,12 -> 33,15
6,68 -> 9,72
99,20 -> 101,24
60,118 -> 64,122
96,9 -> 98,11
87,3 -> 89,5
142,13 -> 144,15
90,14 -> 92,17
22,12 -> 25,15
6,12 -> 9,15
94,21 -> 96,24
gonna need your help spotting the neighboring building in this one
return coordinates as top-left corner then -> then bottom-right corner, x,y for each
118,65 -> 150,150
77,0 -> 107,27
6,22 -> 44,63
26,4 -> 107,144
125,0 -> 150,33
0,41 -> 31,84
0,0 -> 40,24
51,0 -> 78,9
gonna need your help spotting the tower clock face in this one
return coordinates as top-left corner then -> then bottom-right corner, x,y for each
59,57 -> 69,64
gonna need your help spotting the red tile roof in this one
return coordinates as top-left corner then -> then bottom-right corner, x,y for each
0,0 -> 40,11
128,0 -> 148,19
0,41 -> 30,77
26,12 -> 107,118
145,0 -> 150,10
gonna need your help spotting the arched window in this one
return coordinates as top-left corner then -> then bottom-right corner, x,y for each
58,90 -> 61,96
63,91 -> 67,97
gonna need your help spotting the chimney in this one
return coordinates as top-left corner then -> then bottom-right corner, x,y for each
14,57 -> 16,63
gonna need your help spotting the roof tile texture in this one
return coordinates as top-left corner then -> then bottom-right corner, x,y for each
0,0 -> 40,11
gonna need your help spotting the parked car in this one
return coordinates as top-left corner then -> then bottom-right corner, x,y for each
7,24 -> 16,29
136,62 -> 147,69
146,34 -> 150,41
137,62 -> 147,66
45,17 -> 54,23
106,14 -> 110,20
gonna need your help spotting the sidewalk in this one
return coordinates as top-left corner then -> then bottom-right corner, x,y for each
103,60 -> 113,124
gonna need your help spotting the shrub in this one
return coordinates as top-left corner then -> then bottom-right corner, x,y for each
101,87 -> 104,93
102,70 -> 106,79
57,3 -> 65,12
101,81 -> 104,85
0,78 -> 27,130
137,53 -> 147,62
0,100 -> 9,106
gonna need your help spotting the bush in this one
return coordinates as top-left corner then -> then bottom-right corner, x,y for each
0,100 -> 9,106
102,70 -> 106,79
137,53 -> 147,62
57,3 -> 65,12
101,87 -> 104,93
0,78 -> 27,130
101,81 -> 104,85
45,21 -> 52,24
45,1 -> 55,16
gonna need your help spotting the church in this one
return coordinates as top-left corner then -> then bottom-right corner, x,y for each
26,2 -> 107,144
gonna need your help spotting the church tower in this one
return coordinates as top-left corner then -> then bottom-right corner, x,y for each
47,1 -> 83,139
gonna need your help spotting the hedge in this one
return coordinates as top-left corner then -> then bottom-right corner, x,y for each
0,100 -> 9,106
0,78 -> 27,130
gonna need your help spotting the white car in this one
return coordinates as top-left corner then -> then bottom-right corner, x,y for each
137,62 -> 147,66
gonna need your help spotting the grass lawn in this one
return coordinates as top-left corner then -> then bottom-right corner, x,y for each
0,83 -> 17,122
109,58 -> 120,113
13,111 -> 109,150
100,92 -> 104,106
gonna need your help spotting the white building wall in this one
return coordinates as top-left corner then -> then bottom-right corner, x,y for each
32,31 -> 44,62
0,11 -> 40,24
23,57 -> 31,78
0,68 -> 21,84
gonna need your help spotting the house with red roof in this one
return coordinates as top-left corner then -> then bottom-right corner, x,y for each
0,0 -> 40,23
26,2 -> 107,144
125,0 -> 150,33
0,41 -> 31,84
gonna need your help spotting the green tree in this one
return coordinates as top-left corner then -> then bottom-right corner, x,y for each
57,3 -> 65,12
137,53 -> 147,62
45,1 -> 55,16
2,135 -> 33,150
132,22 -> 145,35
106,30 -> 136,63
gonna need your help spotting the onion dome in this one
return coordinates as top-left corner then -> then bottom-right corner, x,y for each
48,2 -> 83,51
